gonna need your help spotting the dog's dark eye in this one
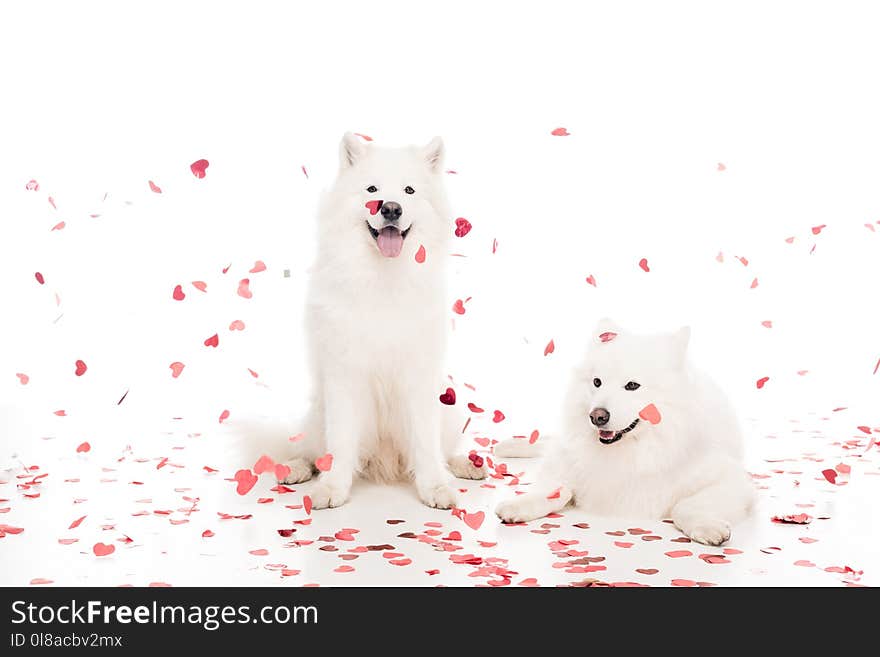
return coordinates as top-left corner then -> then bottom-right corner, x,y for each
366,185 -> 378,193
624,381 -> 640,391
593,378 -> 602,388
404,186 -> 415,194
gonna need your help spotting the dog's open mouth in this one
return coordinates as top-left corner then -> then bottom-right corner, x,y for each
598,418 -> 640,445
366,222 -> 411,258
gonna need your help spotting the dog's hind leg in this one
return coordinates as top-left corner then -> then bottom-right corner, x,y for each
671,468 -> 754,545
448,454 -> 487,480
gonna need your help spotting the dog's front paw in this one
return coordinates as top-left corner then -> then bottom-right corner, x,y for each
448,455 -> 487,480
417,480 -> 458,509
678,517 -> 731,546
278,458 -> 314,485
495,496 -> 544,523
308,478 -> 351,510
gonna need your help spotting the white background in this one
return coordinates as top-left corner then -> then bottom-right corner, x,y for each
0,1 -> 877,587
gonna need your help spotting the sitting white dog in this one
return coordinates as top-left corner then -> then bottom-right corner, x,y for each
496,319 -> 753,545
278,133 -> 483,509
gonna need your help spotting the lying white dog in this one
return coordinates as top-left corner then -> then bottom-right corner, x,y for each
496,319 -> 753,545
278,133 -> 483,509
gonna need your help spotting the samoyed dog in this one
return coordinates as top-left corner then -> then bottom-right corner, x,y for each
495,319 -> 753,545
276,133 -> 484,510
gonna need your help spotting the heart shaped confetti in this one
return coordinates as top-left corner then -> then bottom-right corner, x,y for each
233,469 -> 258,495
75,442 -> 91,453
218,410 -> 230,424
756,376 -> 769,389
315,454 -> 334,472
169,362 -> 185,378
35,272 -> 45,285
237,278 -> 252,299
529,430 -> 540,444
452,299 -> 466,315
229,319 -> 245,331
190,159 -> 209,178
812,224 -> 826,235
439,388 -> 456,405
149,180 -> 162,193
638,258 -> 650,272
551,127 -> 570,136
585,274 -> 597,287
415,244 -> 426,263
544,339 -> 555,356
16,373 -> 29,385
192,281 -> 207,292
74,359 -> 87,376
93,542 -> 115,557
463,511 -> 485,530
249,260 -> 267,273
204,334 -> 219,348
172,285 -> 185,301
253,455 -> 275,475
274,464 -> 291,481
365,200 -> 383,215
492,410 -> 505,423
599,331 -> 617,343
638,404 -> 662,425
303,495 -> 313,515
26,179 -> 39,191
454,217 -> 472,237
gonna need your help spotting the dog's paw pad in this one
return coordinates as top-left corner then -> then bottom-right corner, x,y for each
278,458 -> 313,485
686,520 -> 731,546
419,482 -> 458,509
309,480 -> 350,510
448,455 -> 487,480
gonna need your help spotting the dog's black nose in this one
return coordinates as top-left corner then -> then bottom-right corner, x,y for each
589,408 -> 610,427
380,201 -> 402,222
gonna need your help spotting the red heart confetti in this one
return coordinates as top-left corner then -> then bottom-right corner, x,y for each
149,180 -> 162,193
551,127 -> 570,136
365,200 -> 383,215
599,331 -> 617,343
169,362 -> 185,378
812,224 -> 826,235
75,442 -> 90,453
69,515 -> 86,529
439,388 -> 456,405
315,454 -> 334,472
638,404 -> 662,425
172,285 -> 185,301
665,550 -> 692,558
237,279 -> 252,299
821,469 -> 838,484
585,274 -> 597,287
544,339 -> 555,356
74,360 -> 87,376
529,430 -> 540,444
190,159 -> 209,178
415,244 -> 426,263
233,469 -> 258,495
274,464 -> 291,481
638,258 -> 650,272
35,272 -> 45,285
303,495 -> 313,515
492,410 -> 505,423
467,403 -> 483,413
452,299 -> 466,315
756,376 -> 769,389
454,217 -> 472,237
93,542 -> 115,557
253,455 -> 275,475
218,410 -> 230,424
204,334 -> 219,348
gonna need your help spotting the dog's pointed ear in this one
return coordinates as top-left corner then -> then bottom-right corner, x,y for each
672,326 -> 691,361
422,136 -> 445,173
340,132 -> 366,169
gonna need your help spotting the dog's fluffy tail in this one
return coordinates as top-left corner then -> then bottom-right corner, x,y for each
221,415 -> 305,470
493,437 -> 545,458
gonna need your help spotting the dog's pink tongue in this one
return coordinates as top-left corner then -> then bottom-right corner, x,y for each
377,227 -> 403,258
599,430 -> 615,439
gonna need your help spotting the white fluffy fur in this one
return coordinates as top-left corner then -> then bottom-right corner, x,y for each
278,133 -> 482,509
495,319 -> 754,545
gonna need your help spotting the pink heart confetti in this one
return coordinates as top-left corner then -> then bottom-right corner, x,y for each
74,359 -> 87,376
218,410 -> 230,424
229,319 -> 245,331
492,410 -> 505,423
551,127 -> 570,136
315,454 -> 334,472
463,511 -> 485,530
599,331 -> 617,343
192,281 -> 207,292
204,334 -> 219,348
529,430 -> 540,444
26,179 -> 39,191
274,464 -> 291,481
149,180 -> 162,193
756,376 -> 769,389
169,362 -> 185,378
544,339 -> 555,356
237,278 -> 252,299
253,455 -> 275,475
415,244 -> 426,263
750,278 -> 759,289
365,200 -> 383,215
452,299 -> 466,315
812,224 -> 826,235
190,159 -> 209,179
69,515 -> 86,529
303,495 -> 313,515
233,469 -> 258,495
638,404 -> 662,425
761,320 -> 773,328
93,542 -> 115,557
249,260 -> 267,273
16,373 -> 29,385
585,274 -> 597,287
172,285 -> 185,301
76,442 -> 90,454
35,272 -> 45,285
638,258 -> 650,272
